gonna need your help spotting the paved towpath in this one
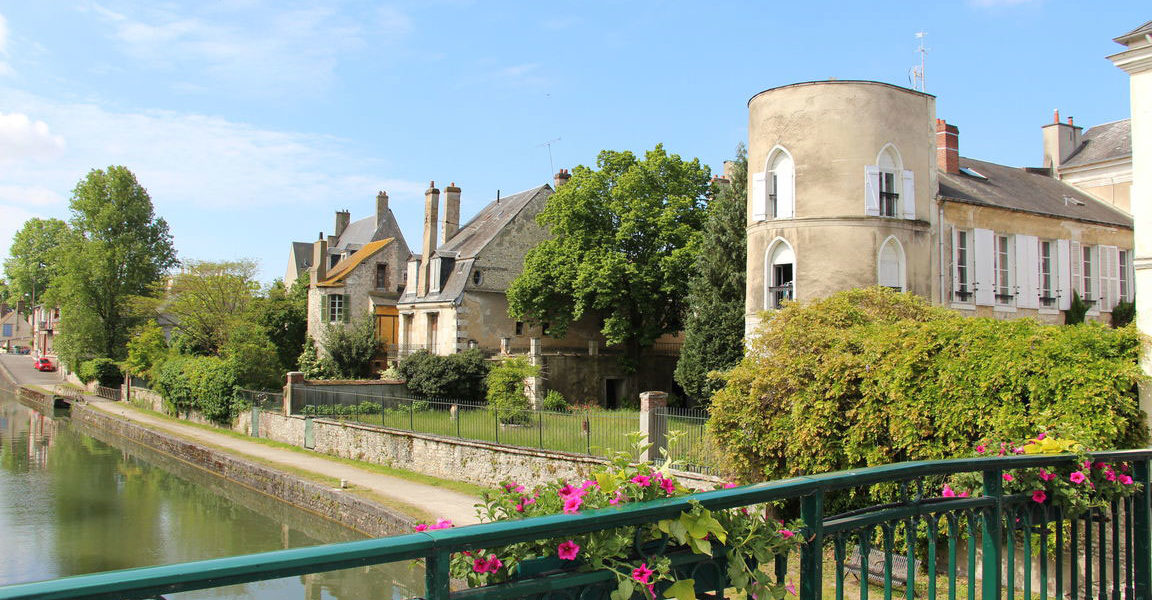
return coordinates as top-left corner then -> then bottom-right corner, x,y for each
0,353 -> 482,527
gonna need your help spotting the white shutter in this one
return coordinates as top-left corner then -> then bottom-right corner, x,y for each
752,172 -> 767,221
901,170 -> 916,220
973,228 -> 996,306
1070,241 -> 1082,300
864,166 -> 880,216
1100,245 -> 1119,312
1057,240 -> 1071,310
1015,235 -> 1039,309
777,168 -> 795,218
950,227 -> 961,300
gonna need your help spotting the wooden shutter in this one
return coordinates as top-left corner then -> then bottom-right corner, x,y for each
1070,241 -> 1082,300
973,228 -> 995,306
777,168 -> 794,218
751,172 -> 767,221
1057,240 -> 1071,310
901,170 -> 916,219
864,166 -> 880,216
1015,235 -> 1039,309
342,294 -> 352,322
320,294 -> 329,322
1099,245 -> 1119,312
950,226 -> 961,301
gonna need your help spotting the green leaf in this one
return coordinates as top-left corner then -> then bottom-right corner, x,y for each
612,578 -> 635,600
663,579 -> 697,600
687,536 -> 712,557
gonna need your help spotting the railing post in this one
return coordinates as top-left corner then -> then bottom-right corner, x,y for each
639,391 -> 667,463
800,491 -> 824,600
425,551 -> 451,600
1134,459 -> 1151,600
982,469 -> 1004,600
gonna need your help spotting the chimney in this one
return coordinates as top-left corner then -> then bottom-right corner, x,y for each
418,181 -> 440,297
1041,108 -> 1082,176
553,168 -> 571,189
936,118 -> 959,174
310,239 -> 328,285
441,182 -> 461,245
376,191 -> 389,231
334,210 -> 350,239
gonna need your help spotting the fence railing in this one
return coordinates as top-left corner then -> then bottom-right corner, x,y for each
93,385 -> 121,401
1,450 -> 1147,600
235,388 -> 284,414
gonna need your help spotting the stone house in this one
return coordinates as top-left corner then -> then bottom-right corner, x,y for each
744,80 -> 1134,334
0,303 -> 32,352
30,304 -> 59,357
1043,113 -> 1132,213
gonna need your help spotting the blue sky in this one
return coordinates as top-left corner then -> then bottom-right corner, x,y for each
0,1 -> 1145,284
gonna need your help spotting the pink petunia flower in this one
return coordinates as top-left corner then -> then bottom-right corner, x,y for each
1037,432 -> 1046,440
779,529 -> 795,538
958,490 -> 969,497
414,523 -> 429,532
975,444 -> 986,454
1003,473 -> 1014,482
632,475 -> 652,487
631,563 -> 654,584
723,482 -> 738,489
473,557 -> 489,573
563,495 -> 583,514
581,479 -> 599,491
942,485 -> 957,497
1119,474 -> 1134,485
786,582 -> 798,596
1032,490 -> 1047,504
1038,469 -> 1056,482
485,555 -> 503,572
1106,470 -> 1117,482
609,491 -> 626,505
557,540 -> 580,560
660,478 -> 676,494
1070,471 -> 1087,484
558,484 -> 583,499
433,519 -> 454,529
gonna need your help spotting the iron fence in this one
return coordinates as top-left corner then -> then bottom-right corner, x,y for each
652,406 -> 713,474
236,388 -> 284,414
93,385 -> 121,401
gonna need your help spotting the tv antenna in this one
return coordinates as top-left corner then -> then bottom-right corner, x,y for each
910,31 -> 929,91
537,137 -> 561,175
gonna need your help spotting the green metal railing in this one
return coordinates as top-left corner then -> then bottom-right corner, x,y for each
1,450 -> 1148,600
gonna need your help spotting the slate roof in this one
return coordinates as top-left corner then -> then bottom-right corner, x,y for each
318,238 -> 395,287
1061,119 -> 1131,168
937,157 -> 1132,228
1114,20 -> 1152,44
289,241 -> 312,270
332,216 -> 376,252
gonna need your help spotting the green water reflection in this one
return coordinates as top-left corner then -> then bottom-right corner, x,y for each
0,388 -> 422,599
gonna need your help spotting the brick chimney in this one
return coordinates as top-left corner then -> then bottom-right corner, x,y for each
376,191 -> 389,231
441,182 -> 460,245
334,210 -> 350,239
310,239 -> 328,285
553,169 -> 571,189
936,118 -> 959,174
418,181 -> 440,297
1041,108 -> 1082,175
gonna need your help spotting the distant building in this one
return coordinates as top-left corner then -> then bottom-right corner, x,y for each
31,304 -> 60,356
0,303 -> 32,352
744,80 -> 1134,334
1043,113 -> 1132,213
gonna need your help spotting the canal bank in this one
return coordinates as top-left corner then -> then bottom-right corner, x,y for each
0,354 -> 482,534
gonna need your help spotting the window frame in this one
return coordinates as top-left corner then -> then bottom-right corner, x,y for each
953,228 -> 975,303
994,234 -> 1015,306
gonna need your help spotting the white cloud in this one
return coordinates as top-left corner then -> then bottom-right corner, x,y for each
0,112 -> 66,160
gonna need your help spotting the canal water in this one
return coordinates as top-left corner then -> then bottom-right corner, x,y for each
0,386 -> 422,599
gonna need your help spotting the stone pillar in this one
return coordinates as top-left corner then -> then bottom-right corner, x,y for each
500,337 -> 511,355
638,391 -> 668,463
285,371 -> 305,415
588,339 -> 599,356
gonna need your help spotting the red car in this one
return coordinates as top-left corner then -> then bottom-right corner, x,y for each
34,357 -> 56,372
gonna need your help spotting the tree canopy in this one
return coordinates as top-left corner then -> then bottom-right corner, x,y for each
3,217 -> 70,305
507,144 -> 710,366
152,259 -> 261,355
674,145 -> 748,405
51,166 -> 177,365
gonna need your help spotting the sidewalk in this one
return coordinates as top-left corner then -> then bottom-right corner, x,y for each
0,354 -> 482,527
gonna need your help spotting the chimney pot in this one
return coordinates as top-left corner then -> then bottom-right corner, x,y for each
1054,109 -> 1060,124
442,182 -> 461,245
936,118 -> 960,174
1068,116 -> 1074,126
554,169 -> 571,189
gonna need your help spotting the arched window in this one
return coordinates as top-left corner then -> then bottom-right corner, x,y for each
865,145 -> 915,219
752,147 -> 794,220
765,239 -> 795,309
877,236 -> 906,291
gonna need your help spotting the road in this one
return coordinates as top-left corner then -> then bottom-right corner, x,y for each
0,353 -> 65,389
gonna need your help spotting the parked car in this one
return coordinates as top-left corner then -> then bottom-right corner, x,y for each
34,357 -> 56,372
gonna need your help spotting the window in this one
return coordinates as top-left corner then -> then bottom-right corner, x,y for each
376,263 -> 389,290
472,269 -> 483,286
2,324 -> 11,337
1119,250 -> 1132,302
1038,240 -> 1057,307
953,228 -> 974,302
426,312 -> 439,351
514,321 -> 524,336
323,293 -> 349,323
994,235 -> 1014,305
879,171 -> 899,217
752,147 -> 794,220
866,145 -> 914,219
877,237 -> 905,291
765,240 -> 795,309
1082,245 -> 1095,305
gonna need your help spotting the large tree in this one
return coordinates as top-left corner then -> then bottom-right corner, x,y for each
674,146 -> 748,405
507,144 -> 710,367
52,166 -> 177,365
248,275 -> 308,372
154,259 -> 261,355
3,217 -> 70,305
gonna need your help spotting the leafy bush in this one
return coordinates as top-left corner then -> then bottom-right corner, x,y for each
542,389 -> 569,412
1065,291 -> 1090,324
486,357 -> 539,424
1112,299 -> 1136,328
77,358 -> 123,387
123,321 -> 169,378
710,287 -> 1148,500
298,335 -> 337,379
151,354 -> 241,424
398,349 -> 490,401
319,316 -> 379,379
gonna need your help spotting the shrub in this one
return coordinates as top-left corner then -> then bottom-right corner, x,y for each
398,349 -> 490,401
1065,291 -> 1090,324
77,358 -> 123,387
298,335 -> 337,379
151,354 -> 241,424
486,357 -> 539,424
709,287 -> 1148,503
1111,299 -> 1136,328
542,389 -> 569,412
319,316 -> 379,379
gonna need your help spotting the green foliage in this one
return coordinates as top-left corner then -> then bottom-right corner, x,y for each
709,287 -> 1148,498
675,145 -> 747,405
249,275 -> 308,371
318,314 -> 379,379
220,320 -> 283,390
148,259 -> 260,355
397,348 -> 490,401
1065,291 -> 1090,325
298,335 -> 337,379
487,357 -> 540,424
51,166 -> 177,366
151,354 -> 241,423
1111,299 -> 1136,328
542,389 -> 569,412
76,358 -> 123,387
123,321 -> 169,378
3,217 -> 70,304
508,144 -> 710,368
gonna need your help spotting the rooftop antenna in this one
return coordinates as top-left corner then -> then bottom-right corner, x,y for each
910,31 -> 929,92
537,137 -> 561,176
